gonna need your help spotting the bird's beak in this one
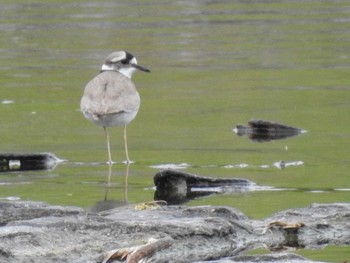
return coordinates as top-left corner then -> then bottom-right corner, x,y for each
132,64 -> 151,73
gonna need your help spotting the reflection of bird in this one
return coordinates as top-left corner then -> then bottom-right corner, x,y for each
80,51 -> 150,164
87,164 -> 130,213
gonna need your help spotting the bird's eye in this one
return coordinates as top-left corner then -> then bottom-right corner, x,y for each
120,59 -> 129,65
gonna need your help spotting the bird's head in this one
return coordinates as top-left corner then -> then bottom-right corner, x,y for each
101,51 -> 150,78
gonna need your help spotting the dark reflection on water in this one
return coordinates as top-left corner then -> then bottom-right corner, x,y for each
87,163 -> 130,213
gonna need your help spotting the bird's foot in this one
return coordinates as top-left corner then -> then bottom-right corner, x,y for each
123,160 -> 134,165
106,160 -> 117,165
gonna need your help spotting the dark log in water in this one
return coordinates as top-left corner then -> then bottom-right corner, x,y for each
233,119 -> 307,142
0,153 -> 62,172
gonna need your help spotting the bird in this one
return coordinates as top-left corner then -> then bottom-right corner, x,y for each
80,51 -> 150,164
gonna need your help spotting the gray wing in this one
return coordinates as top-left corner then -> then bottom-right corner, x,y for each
80,71 -> 140,116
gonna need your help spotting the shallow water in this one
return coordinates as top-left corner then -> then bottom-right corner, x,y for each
0,0 -> 350,261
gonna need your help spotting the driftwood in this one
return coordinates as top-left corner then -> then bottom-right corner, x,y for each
102,238 -> 173,263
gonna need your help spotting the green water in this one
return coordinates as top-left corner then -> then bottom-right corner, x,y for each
0,1 -> 349,261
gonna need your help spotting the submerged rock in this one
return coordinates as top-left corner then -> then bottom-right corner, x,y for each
0,201 -> 349,263
233,119 -> 307,142
154,169 -> 253,204
0,153 -> 62,172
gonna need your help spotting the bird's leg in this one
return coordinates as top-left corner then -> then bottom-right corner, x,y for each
104,127 -> 113,165
123,125 -> 131,164
124,162 -> 130,202
104,162 -> 113,201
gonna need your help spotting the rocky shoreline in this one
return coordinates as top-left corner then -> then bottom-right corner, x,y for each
0,200 -> 349,263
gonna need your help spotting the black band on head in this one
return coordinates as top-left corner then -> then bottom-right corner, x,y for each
125,52 -> 135,61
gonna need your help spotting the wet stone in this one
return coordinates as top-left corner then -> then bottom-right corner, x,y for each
154,169 -> 254,205
0,153 -> 62,172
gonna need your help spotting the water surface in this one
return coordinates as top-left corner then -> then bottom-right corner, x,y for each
0,1 -> 349,261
